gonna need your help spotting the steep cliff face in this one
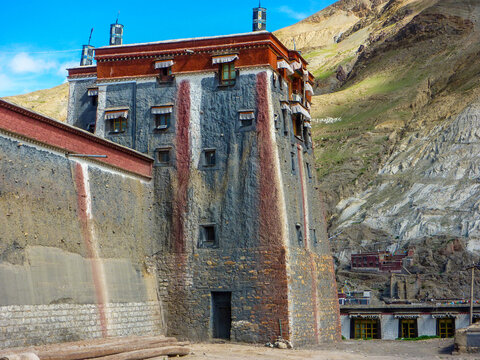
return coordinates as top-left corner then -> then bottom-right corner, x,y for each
338,103 -> 480,249
277,0 -> 480,300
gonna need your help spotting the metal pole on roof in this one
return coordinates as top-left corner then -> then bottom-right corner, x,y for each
465,262 -> 480,325
471,266 -> 475,325
66,154 -> 107,158
88,28 -> 94,46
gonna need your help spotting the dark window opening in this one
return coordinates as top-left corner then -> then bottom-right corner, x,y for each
199,225 -> 217,248
154,113 -> 170,130
211,292 -> 231,339
310,228 -> 317,244
274,114 -> 280,130
158,67 -> 174,82
156,148 -> 171,165
220,62 -> 236,86
292,114 -> 302,139
291,152 -> 296,173
108,116 -> 127,134
86,122 -> 96,133
296,223 -> 303,244
91,95 -> 98,106
241,119 -> 253,127
306,162 -> 312,179
204,150 -> 216,167
399,319 -> 418,339
282,109 -> 288,135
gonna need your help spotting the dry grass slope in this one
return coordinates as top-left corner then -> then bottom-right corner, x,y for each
2,83 -> 69,122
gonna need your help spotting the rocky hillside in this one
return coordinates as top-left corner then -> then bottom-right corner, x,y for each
276,0 -> 480,301
2,83 -> 69,122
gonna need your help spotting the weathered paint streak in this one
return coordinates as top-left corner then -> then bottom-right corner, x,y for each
256,71 -> 290,341
296,144 -> 310,248
173,80 -> 191,253
309,253 -> 320,343
73,162 -> 108,337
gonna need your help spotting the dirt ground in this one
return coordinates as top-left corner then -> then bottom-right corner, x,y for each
184,339 -> 479,360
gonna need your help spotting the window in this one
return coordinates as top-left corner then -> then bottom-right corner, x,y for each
111,117 -> 127,133
291,152 -> 296,174
292,113 -> 302,138
159,67 -> 173,82
204,149 -> 216,167
282,109 -> 288,135
199,224 -> 217,248
155,60 -> 174,82
86,122 -> 96,133
353,319 -> 380,339
154,113 -> 170,130
220,62 -> 236,86
296,223 -> 303,244
156,148 -> 171,166
238,111 -> 255,128
88,88 -> 98,106
399,319 -> 418,339
306,163 -> 312,180
152,105 -> 173,131
310,228 -> 317,244
437,318 -> 454,338
104,109 -> 128,134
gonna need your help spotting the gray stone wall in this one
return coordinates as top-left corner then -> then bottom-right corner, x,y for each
67,66 -> 341,345
67,78 -> 98,130
0,301 -> 162,348
0,132 -> 165,347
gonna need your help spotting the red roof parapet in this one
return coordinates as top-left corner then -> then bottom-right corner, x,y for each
0,100 -> 153,179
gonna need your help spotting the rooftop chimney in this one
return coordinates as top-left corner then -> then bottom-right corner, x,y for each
110,12 -> 123,45
253,2 -> 266,32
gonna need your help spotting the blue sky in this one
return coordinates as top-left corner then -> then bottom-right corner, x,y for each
0,0 -> 336,97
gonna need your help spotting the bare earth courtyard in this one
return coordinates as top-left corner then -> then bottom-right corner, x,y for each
185,340 -> 478,360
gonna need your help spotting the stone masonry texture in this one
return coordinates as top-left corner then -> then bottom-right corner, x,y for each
68,67 -> 341,345
0,130 -> 164,347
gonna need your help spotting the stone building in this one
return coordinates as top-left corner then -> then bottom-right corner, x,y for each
65,27 -> 341,346
341,304 -> 477,340
0,11 -> 340,347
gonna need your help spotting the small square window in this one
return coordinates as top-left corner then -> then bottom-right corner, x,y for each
109,116 -> 127,133
156,148 -> 171,165
199,225 -> 217,248
204,149 -> 216,167
159,67 -> 173,82
238,111 -> 255,129
154,113 -> 170,130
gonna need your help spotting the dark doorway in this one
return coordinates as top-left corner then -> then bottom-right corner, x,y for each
211,291 -> 232,339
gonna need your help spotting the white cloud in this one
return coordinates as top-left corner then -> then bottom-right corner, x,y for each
9,52 -> 57,74
278,5 -> 308,20
57,60 -> 79,77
